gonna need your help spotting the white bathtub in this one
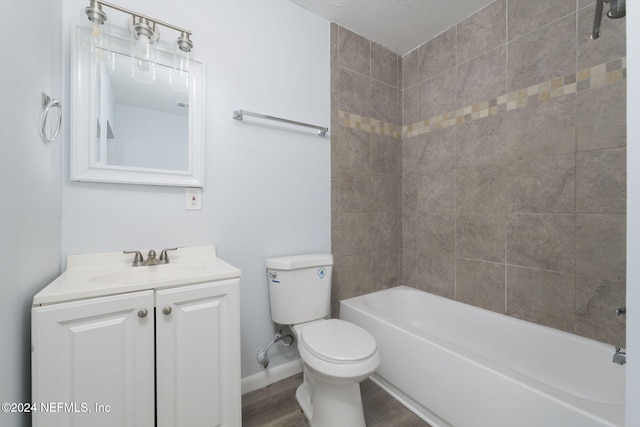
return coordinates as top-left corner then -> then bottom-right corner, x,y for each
340,286 -> 625,427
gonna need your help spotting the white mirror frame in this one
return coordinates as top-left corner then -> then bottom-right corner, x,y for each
71,27 -> 205,187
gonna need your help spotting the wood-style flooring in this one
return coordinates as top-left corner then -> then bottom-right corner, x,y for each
242,373 -> 432,427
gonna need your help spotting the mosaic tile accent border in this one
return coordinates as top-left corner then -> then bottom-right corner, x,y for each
338,111 -> 402,139
338,57 -> 626,140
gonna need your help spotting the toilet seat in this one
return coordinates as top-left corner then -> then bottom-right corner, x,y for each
300,319 -> 377,364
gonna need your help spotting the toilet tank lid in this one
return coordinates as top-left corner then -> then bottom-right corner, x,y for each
266,253 -> 333,270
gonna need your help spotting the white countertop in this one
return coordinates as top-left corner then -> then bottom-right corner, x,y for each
33,246 -> 241,306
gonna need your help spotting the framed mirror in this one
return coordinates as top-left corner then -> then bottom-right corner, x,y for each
71,27 -> 204,187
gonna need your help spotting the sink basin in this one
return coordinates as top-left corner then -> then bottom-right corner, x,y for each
89,264 -> 207,285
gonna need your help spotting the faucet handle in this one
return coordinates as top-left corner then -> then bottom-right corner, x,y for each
159,247 -> 178,264
123,250 -> 144,267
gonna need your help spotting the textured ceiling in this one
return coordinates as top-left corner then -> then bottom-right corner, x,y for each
289,0 -> 496,55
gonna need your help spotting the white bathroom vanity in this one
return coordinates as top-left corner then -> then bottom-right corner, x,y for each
31,246 -> 241,427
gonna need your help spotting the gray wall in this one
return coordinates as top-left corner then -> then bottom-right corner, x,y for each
332,0 -> 627,347
0,1 -> 63,426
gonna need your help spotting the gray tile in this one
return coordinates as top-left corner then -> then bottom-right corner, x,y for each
457,0 -> 506,64
576,276 -> 626,346
334,253 -> 374,298
402,212 -> 419,251
507,154 -> 576,213
576,148 -> 626,213
417,213 -> 456,256
507,214 -> 576,272
578,0 -> 596,9
336,125 -> 370,172
456,164 -> 506,213
369,212 -> 399,252
403,87 -> 419,126
402,48 -> 419,89
456,214 -> 506,262
372,133 -> 401,175
414,252 -> 456,298
505,94 -> 576,161
372,42 -> 399,87
338,213 -> 372,256
339,171 -> 372,212
417,169 -> 457,213
507,14 -> 576,91
578,4 -> 626,69
418,26 -> 456,82
371,80 -> 400,124
576,214 -> 626,281
402,135 -> 420,175
410,127 -> 457,174
457,114 -> 506,168
331,179 -> 339,224
576,81 -> 626,151
418,69 -> 456,121
338,26 -> 370,76
507,266 -> 576,333
402,173 -> 419,212
339,69 -> 371,117
372,250 -> 400,289
457,259 -> 506,313
371,173 -> 401,213
457,46 -> 506,108
402,248 -> 418,286
508,0 -> 576,41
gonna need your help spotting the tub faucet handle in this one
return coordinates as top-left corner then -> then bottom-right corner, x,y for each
616,307 -> 626,316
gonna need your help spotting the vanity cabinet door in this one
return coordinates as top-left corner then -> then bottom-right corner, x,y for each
155,279 -> 241,427
31,290 -> 155,427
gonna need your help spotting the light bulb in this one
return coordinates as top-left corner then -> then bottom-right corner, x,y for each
130,18 -> 156,83
135,34 -> 151,72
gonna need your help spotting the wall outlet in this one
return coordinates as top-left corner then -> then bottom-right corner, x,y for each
186,187 -> 202,210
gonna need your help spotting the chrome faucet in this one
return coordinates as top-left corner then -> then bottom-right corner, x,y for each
124,248 -> 178,266
613,347 -> 626,365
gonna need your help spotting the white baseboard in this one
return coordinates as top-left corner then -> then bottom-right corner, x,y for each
241,358 -> 303,395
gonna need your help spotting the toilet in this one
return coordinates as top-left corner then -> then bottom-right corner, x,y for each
266,254 -> 380,427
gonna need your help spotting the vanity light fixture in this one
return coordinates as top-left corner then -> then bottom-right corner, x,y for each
171,32 -> 193,91
81,0 -> 112,72
81,0 -> 194,85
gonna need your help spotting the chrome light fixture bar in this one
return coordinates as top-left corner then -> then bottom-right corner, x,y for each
83,0 -> 194,86
85,0 -> 193,43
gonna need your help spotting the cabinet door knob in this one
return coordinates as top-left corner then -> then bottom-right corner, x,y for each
162,306 -> 172,315
138,309 -> 149,318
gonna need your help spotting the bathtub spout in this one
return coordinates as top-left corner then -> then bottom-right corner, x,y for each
613,347 -> 626,365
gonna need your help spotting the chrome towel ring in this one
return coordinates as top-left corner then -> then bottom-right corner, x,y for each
41,92 -> 62,143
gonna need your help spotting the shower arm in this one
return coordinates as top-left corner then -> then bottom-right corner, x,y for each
592,0 -> 606,40
592,0 -> 625,39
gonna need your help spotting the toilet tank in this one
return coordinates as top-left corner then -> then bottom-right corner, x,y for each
266,254 -> 333,325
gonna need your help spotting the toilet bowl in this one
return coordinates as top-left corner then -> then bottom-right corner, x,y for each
292,319 -> 380,427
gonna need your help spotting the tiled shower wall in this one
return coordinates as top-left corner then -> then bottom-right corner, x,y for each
331,0 -> 626,346
330,24 -> 403,314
